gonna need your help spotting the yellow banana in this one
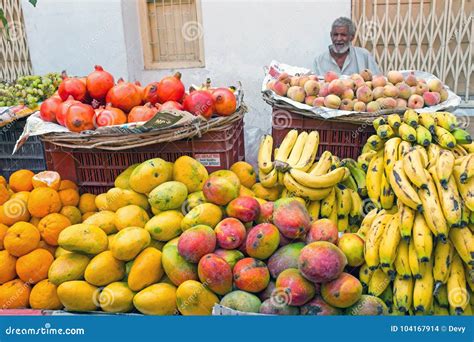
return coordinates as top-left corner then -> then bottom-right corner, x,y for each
433,240 -> 454,291
412,212 -> 433,263
465,264 -> 474,292
367,150 -> 384,207
413,145 -> 429,168
434,112 -> 456,132
399,122 -> 417,142
394,239 -> 412,279
426,143 -> 441,168
293,131 -> 320,171
447,253 -> 469,314
388,160 -> 422,211
328,200 -> 338,226
409,237 -> 423,279
393,275 -> 414,313
398,201 -> 415,241
258,135 -> 274,173
286,131 -> 308,167
335,184 -> 352,218
320,187 -> 336,219
403,109 -> 419,128
368,268 -> 391,296
379,284 -> 394,310
403,148 -> 429,189
377,124 -> 395,139
459,154 -> 474,184
364,212 -> 392,269
384,137 -> 401,177
359,263 -> 374,291
460,142 -> 474,154
367,135 -> 384,151
413,259 -> 434,313
373,116 -> 387,130
416,125 -> 432,147
282,173 -> 333,201
418,170 -> 449,241
387,114 -> 402,130
337,214 -> 349,232
435,284 -> 449,308
259,167 -> 278,188
430,169 -> 462,228
289,167 -> 349,189
357,208 -> 378,239
277,170 -> 285,186
307,200 -> 320,221
434,125 -> 456,149
453,165 -> 474,211
419,112 -> 436,133
309,150 -> 333,176
274,129 -> 298,163
436,149 -> 455,189
379,214 -> 401,268
349,189 -> 363,221
398,140 -> 412,160
357,150 -> 377,172
449,227 -> 474,266
453,144 -> 469,158
380,172 -> 395,210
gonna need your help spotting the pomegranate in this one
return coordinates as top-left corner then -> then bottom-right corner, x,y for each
39,96 -> 62,123
160,101 -> 183,111
58,71 -> 87,102
143,82 -> 160,104
65,103 -> 95,132
56,96 -> 81,126
86,65 -> 115,100
183,90 -> 215,119
94,104 -> 127,127
106,78 -> 143,112
212,88 -> 237,116
128,103 -> 157,123
156,72 -> 185,103
135,81 -> 145,101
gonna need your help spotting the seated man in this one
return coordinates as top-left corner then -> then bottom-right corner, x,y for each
314,17 -> 380,76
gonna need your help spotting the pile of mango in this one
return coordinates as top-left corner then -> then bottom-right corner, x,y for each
0,157 -> 389,315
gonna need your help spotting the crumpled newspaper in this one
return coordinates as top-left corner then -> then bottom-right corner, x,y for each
262,60 -> 461,119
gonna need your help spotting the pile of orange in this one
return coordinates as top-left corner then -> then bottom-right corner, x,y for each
0,170 -> 98,310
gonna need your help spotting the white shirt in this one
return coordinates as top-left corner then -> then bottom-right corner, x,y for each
313,45 -> 381,76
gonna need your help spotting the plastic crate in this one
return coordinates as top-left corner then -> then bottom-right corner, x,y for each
272,108 -> 375,160
44,116 -> 245,194
0,118 -> 46,180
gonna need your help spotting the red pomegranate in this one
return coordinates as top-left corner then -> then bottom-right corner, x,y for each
160,101 -> 184,111
128,103 -> 157,123
39,96 -> 62,123
94,104 -> 127,127
156,72 -> 185,103
65,103 -> 95,132
86,65 -> 115,100
105,78 -> 143,112
183,90 -> 215,119
58,71 -> 87,102
212,88 -> 237,116
143,82 -> 160,104
56,96 -> 81,126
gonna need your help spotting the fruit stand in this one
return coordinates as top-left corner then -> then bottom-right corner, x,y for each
0,62 -> 472,319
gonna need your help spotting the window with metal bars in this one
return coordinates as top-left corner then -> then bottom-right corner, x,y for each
139,0 -> 205,69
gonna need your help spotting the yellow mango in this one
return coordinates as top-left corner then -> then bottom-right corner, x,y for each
172,156 -> 208,193
48,253 -> 90,285
114,205 -> 149,231
84,251 -> 125,286
145,210 -> 184,241
176,280 -> 219,315
57,280 -> 98,312
110,227 -> 150,261
230,161 -> 257,188
99,282 -> 135,313
94,193 -> 110,211
133,283 -> 177,315
54,246 -> 72,258
58,224 -> 108,255
148,239 -> 165,251
128,247 -> 163,291
106,187 -> 149,212
251,183 -> 280,201
114,164 -> 140,190
162,238 -> 198,286
83,211 -> 117,235
186,191 -> 207,211
239,185 -> 255,197
129,158 -> 173,194
148,181 -> 188,211
180,203 -> 223,231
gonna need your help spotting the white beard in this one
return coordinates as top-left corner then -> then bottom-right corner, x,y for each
331,43 -> 351,54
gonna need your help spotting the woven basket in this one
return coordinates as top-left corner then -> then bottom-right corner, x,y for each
41,104 -> 247,151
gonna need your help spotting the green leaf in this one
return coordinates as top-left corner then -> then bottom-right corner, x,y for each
29,0 -> 38,7
0,9 -> 10,39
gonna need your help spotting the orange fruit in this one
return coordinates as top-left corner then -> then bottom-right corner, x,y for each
78,193 -> 97,214
29,216 -> 41,227
27,187 -> 62,218
9,169 -> 35,192
38,213 -> 71,246
60,206 -> 82,224
4,222 -> 40,257
0,279 -> 31,308
29,279 -> 63,310
58,188 -> 80,207
230,161 -> 257,188
0,250 -> 17,284
59,180 -> 78,191
0,176 -> 6,187
0,223 -> 8,249
31,171 -> 61,190
10,191 -> 30,203
0,184 -> 10,205
82,211 -> 97,221
37,240 -> 56,256
16,248 -> 54,284
0,198 -> 30,226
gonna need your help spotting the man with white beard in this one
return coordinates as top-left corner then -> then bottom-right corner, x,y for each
314,17 -> 380,76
